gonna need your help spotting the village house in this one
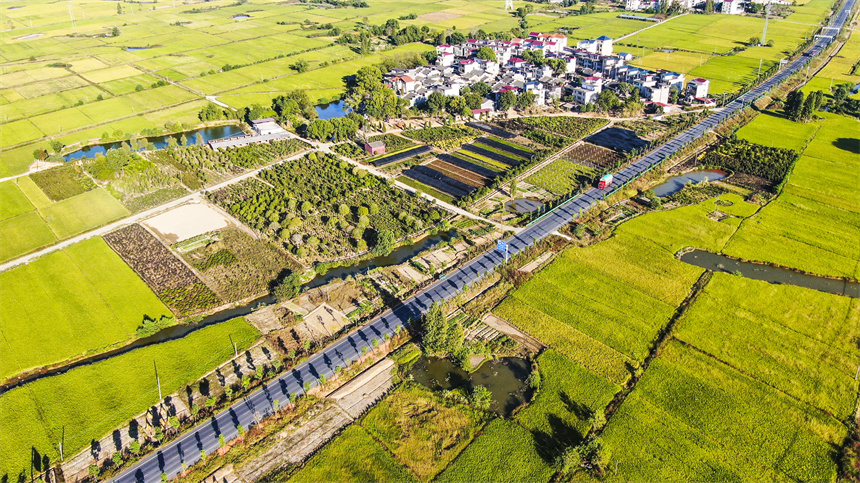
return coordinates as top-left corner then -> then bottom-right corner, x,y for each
385,32 -> 712,111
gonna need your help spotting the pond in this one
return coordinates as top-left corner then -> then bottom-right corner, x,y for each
125,46 -> 151,51
408,356 -> 532,416
63,124 -> 245,161
652,169 -> 728,197
315,100 -> 351,120
14,33 -> 42,40
505,198 -> 543,214
232,14 -> 250,19
680,249 -> 860,298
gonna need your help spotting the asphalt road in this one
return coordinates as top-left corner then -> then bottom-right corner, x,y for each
112,2 -> 854,480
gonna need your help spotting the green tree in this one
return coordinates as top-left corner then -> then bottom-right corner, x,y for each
471,385 -> 492,410
291,59 -> 309,73
427,91 -> 447,112
669,86 -> 680,104
784,90 -> 804,120
705,0 -> 714,13
475,46 -> 497,62
516,91 -> 536,109
748,36 -> 760,46
499,90 -> 517,111
509,178 -> 518,199
50,140 -> 64,153
112,26 -> 120,37
597,89 -> 621,112
306,119 -> 333,140
373,230 -> 396,256
198,103 -> 223,122
273,272 -> 303,301
422,303 -> 448,354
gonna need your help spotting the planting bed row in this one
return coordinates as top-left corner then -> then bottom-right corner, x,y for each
402,166 -> 476,198
427,160 -> 490,188
461,144 -> 521,167
475,137 -> 533,160
372,146 -> 432,168
465,122 -> 516,139
104,224 -> 221,315
566,142 -> 623,169
437,153 -> 500,179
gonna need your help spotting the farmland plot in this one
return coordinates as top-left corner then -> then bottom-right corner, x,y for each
597,341 -> 845,483
427,159 -> 491,187
675,273 -> 860,419
104,224 -> 221,316
402,165 -> 476,198
0,237 -> 170,380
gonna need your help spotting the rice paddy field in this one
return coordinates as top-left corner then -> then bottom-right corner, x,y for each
0,177 -> 129,262
495,193 -> 754,384
624,0 -> 836,93
1,0 -> 643,178
728,112 -> 860,278
0,237 -> 171,381
593,340 -> 846,483
0,317 -> 260,480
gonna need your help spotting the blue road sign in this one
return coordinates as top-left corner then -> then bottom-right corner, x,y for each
497,239 -> 507,253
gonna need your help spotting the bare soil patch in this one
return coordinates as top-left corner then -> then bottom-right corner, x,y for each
144,202 -> 236,244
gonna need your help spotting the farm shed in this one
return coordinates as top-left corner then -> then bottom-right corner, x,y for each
365,140 -> 386,156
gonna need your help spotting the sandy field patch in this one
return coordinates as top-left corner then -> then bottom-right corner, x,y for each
418,11 -> 462,22
144,203 -> 235,244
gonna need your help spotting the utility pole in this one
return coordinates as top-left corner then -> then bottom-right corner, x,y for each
154,361 -> 162,400
67,2 -> 76,29
229,334 -> 238,357
762,2 -> 771,45
58,427 -> 65,461
758,58 -> 762,77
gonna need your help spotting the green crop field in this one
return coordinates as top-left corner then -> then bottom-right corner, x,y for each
0,180 -> 129,262
736,110 -> 819,150
594,341 -> 845,483
726,113 -> 860,278
435,419 -> 553,483
289,425 -> 416,483
526,159 -> 596,195
38,188 -> 129,239
0,317 -> 259,480
0,237 -> 171,381
515,350 -> 619,446
675,273 -> 860,419
0,180 -> 35,220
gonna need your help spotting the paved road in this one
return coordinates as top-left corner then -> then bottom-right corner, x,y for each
111,2 -> 854,480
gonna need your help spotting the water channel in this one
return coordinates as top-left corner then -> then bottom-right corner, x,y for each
63,124 -> 245,161
1,232 -> 453,392
408,356 -> 532,416
652,169 -> 728,197
680,249 -> 860,298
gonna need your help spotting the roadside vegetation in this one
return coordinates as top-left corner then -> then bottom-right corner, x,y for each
0,317 -> 259,480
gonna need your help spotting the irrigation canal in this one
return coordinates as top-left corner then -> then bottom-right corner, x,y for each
111,1 -> 856,478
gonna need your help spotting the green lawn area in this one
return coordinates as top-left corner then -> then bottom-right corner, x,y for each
289,425 -> 416,483
0,237 -> 171,380
675,273 -> 860,419
435,419 -> 553,483
726,113 -> 860,278
595,341 -> 845,483
0,317 -> 259,480
735,110 -> 818,151
361,383 -> 485,481
39,188 -> 130,239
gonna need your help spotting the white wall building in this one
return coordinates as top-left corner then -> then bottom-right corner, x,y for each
686,77 -> 710,98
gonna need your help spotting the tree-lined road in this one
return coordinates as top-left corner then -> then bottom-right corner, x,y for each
112,1 -> 855,479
